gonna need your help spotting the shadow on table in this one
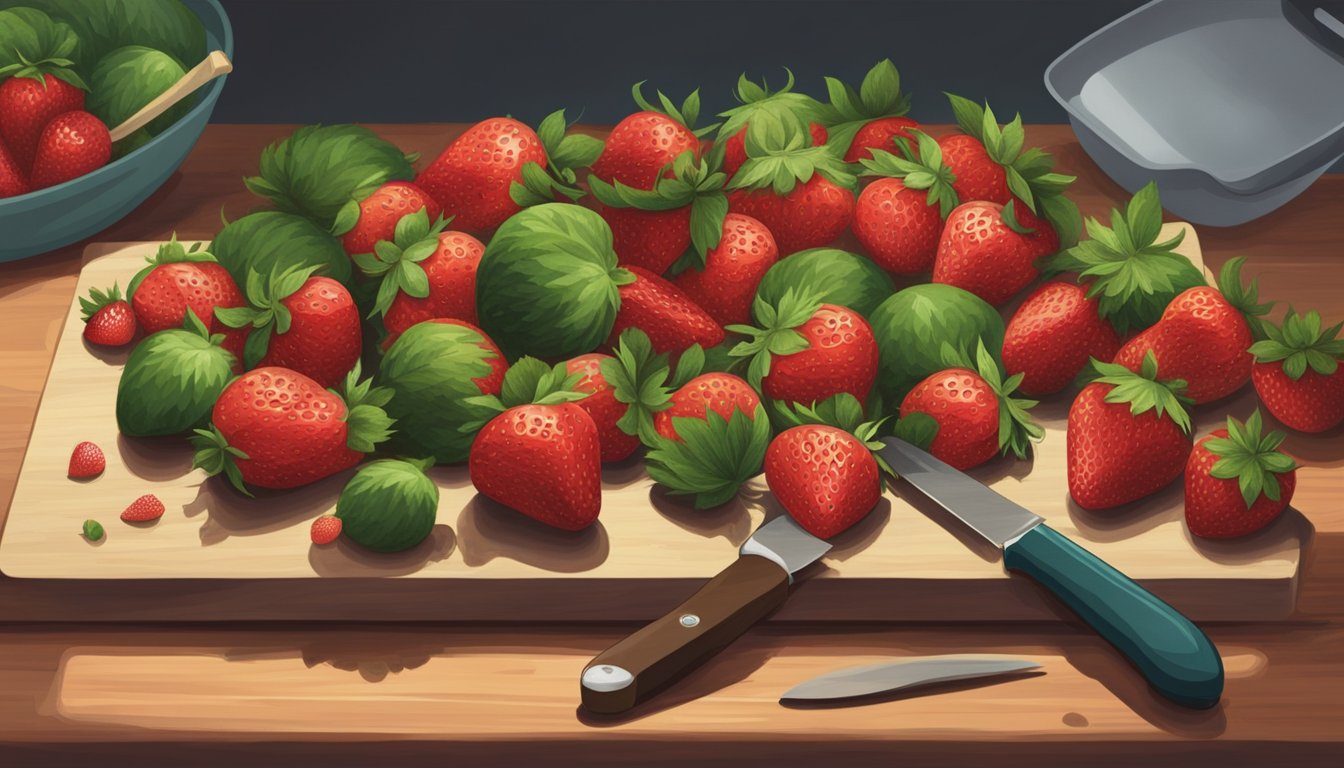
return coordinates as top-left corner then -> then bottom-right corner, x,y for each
455,494 -> 609,572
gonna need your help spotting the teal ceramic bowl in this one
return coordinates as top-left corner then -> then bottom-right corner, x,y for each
0,0 -> 232,262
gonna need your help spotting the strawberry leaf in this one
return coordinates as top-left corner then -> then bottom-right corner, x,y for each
716,68 -> 826,144
1206,410 -> 1297,509
892,412 -> 939,452
1091,350 -> 1193,433
858,130 -> 960,218
1214,256 -> 1275,340
602,328 -> 673,446
644,405 -> 771,509
727,289 -> 822,390
630,81 -> 719,136
1249,308 -> 1344,380
78,282 -> 124,322
190,425 -> 253,498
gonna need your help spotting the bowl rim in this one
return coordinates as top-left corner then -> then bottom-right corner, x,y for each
0,0 -> 234,207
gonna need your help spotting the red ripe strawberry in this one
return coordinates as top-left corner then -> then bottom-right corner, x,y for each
715,70 -> 827,177
726,138 -> 855,256
1113,257 -> 1271,405
844,116 -> 920,163
0,71 -> 86,172
130,235 -> 247,361
729,293 -> 879,406
814,59 -> 917,163
933,200 -> 1059,306
1184,411 -> 1297,539
29,110 -> 110,189
310,515 -> 343,545
0,134 -> 29,197
416,110 -> 600,235
653,372 -> 761,442
590,83 -> 709,190
68,441 -> 105,479
567,353 -> 642,463
938,95 -> 1081,246
899,341 -> 1042,470
338,181 -> 442,256
352,209 -> 485,342
590,152 -> 728,276
216,267 -> 362,389
607,266 -> 724,356
191,363 -> 393,493
672,213 -> 778,326
767,424 -> 881,538
1003,281 -> 1122,396
79,283 -> 136,347
853,129 -> 959,274
120,494 -> 166,522
1067,354 -> 1193,510
1250,308 -> 1344,432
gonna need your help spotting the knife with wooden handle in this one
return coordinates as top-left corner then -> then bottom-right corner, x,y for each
580,515 -> 830,714
880,437 -> 1224,709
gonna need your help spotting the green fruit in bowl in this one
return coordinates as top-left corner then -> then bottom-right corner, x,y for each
336,458 -> 439,553
87,45 -> 191,136
755,248 -> 895,318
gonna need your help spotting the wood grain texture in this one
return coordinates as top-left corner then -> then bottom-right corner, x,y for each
0,229 -> 1310,621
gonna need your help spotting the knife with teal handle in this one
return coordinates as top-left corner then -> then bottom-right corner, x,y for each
880,437 -> 1224,709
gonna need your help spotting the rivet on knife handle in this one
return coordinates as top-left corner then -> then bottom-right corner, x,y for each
581,554 -> 789,714
1003,525 -> 1224,709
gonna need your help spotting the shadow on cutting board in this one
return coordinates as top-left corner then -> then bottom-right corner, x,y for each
649,484 -> 757,546
184,472 -> 349,544
308,524 -> 456,577
455,494 -> 609,572
117,433 -> 196,481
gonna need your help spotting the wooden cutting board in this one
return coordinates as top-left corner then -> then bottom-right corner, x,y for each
0,226 -> 1310,622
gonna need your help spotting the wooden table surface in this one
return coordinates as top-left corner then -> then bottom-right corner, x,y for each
0,125 -> 1341,766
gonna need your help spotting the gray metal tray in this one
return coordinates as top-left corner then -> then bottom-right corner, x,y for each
1045,0 -> 1344,225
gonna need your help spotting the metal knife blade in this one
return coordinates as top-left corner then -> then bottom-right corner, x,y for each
741,515 -> 832,578
780,655 -> 1042,703
878,436 -> 1042,547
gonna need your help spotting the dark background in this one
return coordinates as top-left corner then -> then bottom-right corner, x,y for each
212,0 -> 1151,126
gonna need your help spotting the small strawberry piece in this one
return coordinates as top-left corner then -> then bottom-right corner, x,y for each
339,181 -> 443,256
0,72 -> 86,172
853,129 -> 959,274
0,134 -> 29,198
79,283 -> 136,347
30,110 -> 111,190
567,353 -> 642,463
120,494 -> 166,522
899,341 -> 1042,470
68,441 -> 106,478
1003,281 -> 1122,396
1250,308 -> 1344,432
766,424 -> 881,539
1184,411 -> 1297,539
607,266 -> 724,357
1112,257 -> 1272,405
310,515 -> 343,545
672,213 -> 778,327
653,372 -> 761,442
933,200 -> 1059,306
1067,353 -> 1194,510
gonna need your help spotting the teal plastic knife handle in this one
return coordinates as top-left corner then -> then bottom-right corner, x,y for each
1002,524 -> 1224,709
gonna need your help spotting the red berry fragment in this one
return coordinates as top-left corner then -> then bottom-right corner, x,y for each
311,515 -> 343,545
68,441 -> 106,479
120,494 -> 166,522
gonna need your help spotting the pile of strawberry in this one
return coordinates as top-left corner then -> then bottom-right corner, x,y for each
78,60 -> 1337,550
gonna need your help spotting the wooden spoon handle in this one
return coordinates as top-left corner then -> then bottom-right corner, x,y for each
109,51 -> 233,142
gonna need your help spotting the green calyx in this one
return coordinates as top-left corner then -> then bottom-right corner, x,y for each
0,49 -> 88,91
631,81 -> 719,137
214,264 -> 320,370
644,404 -> 772,509
959,339 -> 1044,460
79,282 -> 125,322
336,359 -> 397,453
726,289 -> 824,390
820,58 -> 911,154
461,356 -> 587,432
1249,307 -> 1344,380
588,150 -> 730,266
717,68 -> 826,141
1214,256 -> 1274,340
347,207 -> 450,318
129,233 -> 217,298
1045,182 -> 1207,334
509,108 -> 606,208
771,393 -> 896,477
945,92 -> 1080,246
1205,410 -> 1297,509
601,328 -> 673,446
726,109 -> 857,194
190,424 -> 252,497
1091,350 -> 1193,433
859,129 -> 960,218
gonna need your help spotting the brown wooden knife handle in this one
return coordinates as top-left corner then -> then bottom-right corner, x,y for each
580,554 -> 790,714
